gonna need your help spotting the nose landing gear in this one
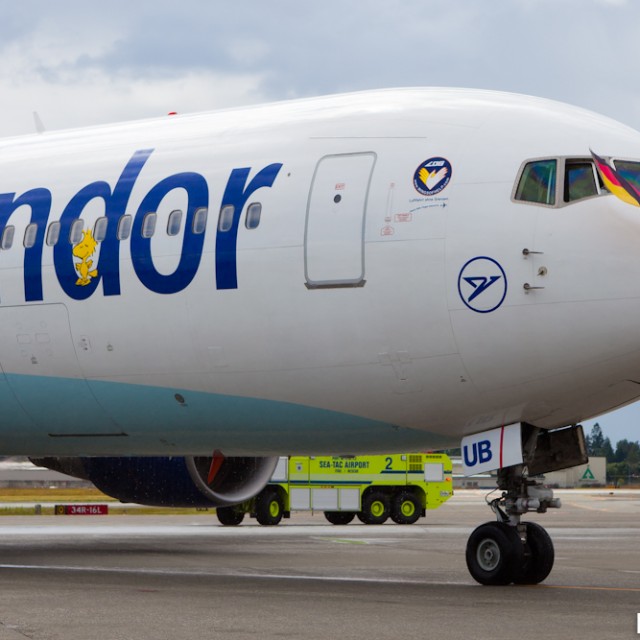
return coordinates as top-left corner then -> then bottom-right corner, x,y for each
466,464 -> 559,585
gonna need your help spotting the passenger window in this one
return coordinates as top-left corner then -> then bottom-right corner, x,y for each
46,221 -> 61,247
167,209 -> 183,236
142,212 -> 157,238
1,225 -> 15,250
245,202 -> 262,229
117,215 -> 132,240
218,205 -> 235,232
94,217 -> 108,243
564,162 -> 598,203
23,223 -> 38,249
69,219 -> 84,244
193,207 -> 208,234
515,160 -> 557,205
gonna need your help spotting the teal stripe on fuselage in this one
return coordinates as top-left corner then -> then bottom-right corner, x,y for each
0,373 -> 454,457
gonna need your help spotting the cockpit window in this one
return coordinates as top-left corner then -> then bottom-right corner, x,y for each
514,157 -> 610,208
564,162 -> 598,203
612,160 -> 640,192
515,160 -> 556,205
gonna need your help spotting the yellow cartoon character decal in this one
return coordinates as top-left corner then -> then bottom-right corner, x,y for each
73,229 -> 98,286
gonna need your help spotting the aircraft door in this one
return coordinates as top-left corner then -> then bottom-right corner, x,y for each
304,152 -> 376,288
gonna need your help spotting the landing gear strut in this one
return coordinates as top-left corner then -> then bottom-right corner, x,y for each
465,463 -> 560,585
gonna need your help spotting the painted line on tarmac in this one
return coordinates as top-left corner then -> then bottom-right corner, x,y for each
0,563 -> 468,586
3,563 -> 638,592
562,502 -> 611,513
319,538 -> 369,545
537,585 -> 640,593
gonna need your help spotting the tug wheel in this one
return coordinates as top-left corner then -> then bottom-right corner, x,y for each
216,506 -> 245,526
390,491 -> 421,525
357,490 -> 390,525
255,488 -> 284,525
324,511 -> 356,525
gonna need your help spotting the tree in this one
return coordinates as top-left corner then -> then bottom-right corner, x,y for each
614,439 -> 640,465
607,459 -> 640,486
601,437 -> 615,463
586,423 -> 615,462
614,439 -> 636,463
587,423 -> 604,453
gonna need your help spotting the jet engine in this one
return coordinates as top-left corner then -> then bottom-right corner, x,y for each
30,455 -> 278,508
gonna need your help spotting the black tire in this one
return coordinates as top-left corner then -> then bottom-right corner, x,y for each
513,522 -> 554,585
390,490 -> 421,525
358,490 -> 390,525
324,511 -> 356,525
465,521 -> 523,585
216,506 -> 245,526
255,487 -> 284,526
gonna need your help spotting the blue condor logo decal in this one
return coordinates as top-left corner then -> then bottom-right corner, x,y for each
0,150 -> 282,301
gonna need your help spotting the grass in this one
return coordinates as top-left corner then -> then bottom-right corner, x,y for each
0,487 -> 216,516
0,487 -> 114,502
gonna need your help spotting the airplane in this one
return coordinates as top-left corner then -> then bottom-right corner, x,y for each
1,86 -> 639,586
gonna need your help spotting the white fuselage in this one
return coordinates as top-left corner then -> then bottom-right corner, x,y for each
1,88 -> 640,456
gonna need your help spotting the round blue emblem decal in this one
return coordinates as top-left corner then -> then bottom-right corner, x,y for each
458,257 -> 507,313
413,157 -> 452,196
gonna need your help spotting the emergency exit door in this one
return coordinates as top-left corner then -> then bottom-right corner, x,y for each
304,152 -> 376,287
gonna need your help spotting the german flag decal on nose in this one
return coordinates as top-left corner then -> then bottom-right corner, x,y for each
591,149 -> 640,207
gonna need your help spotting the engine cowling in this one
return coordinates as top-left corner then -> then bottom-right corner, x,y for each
30,455 -> 278,508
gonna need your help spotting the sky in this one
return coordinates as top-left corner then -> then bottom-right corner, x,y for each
0,1 -> 638,445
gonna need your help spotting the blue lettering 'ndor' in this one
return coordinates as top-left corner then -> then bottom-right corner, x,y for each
215,163 -> 282,290
463,440 -> 493,467
54,149 -> 152,300
131,172 -> 209,294
0,188 -> 52,301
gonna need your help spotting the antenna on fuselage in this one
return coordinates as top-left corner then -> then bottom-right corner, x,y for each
33,112 -> 46,134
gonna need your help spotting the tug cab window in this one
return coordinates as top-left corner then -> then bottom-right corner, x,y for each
515,160 -> 556,205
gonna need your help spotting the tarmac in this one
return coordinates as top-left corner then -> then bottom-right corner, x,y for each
0,489 -> 637,640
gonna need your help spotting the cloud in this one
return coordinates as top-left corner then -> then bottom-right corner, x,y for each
1,1 -> 640,136
0,68 -> 267,137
